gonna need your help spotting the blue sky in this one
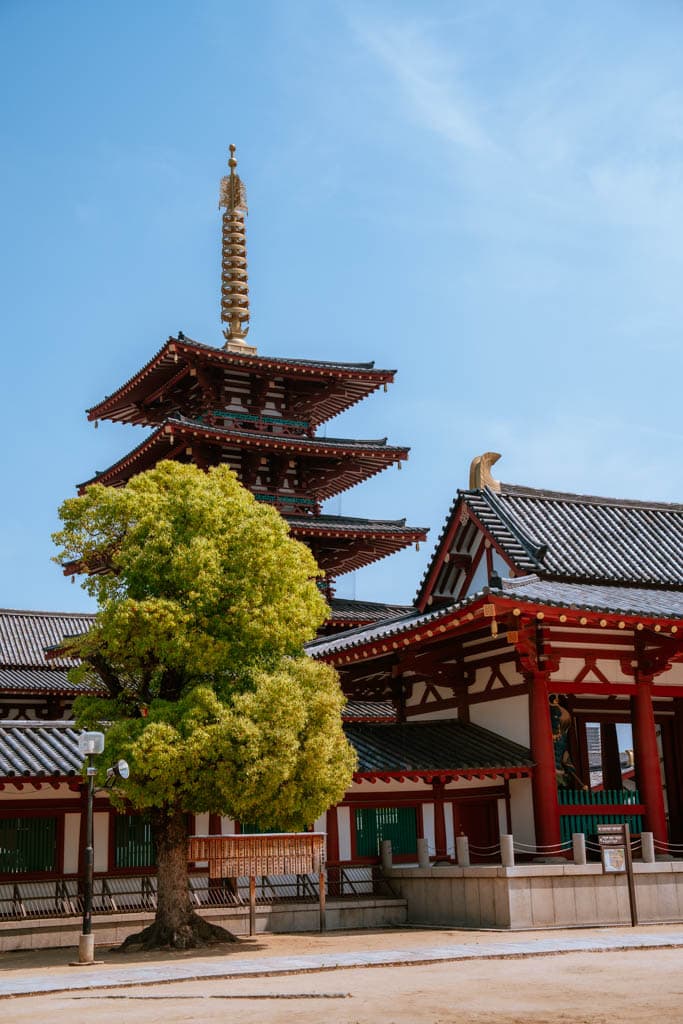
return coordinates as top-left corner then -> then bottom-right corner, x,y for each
2,1 -> 683,613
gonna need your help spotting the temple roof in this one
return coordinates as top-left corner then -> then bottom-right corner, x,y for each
417,482 -> 683,607
86,336 -> 396,428
328,597 -> 414,625
0,721 -> 82,778
344,720 -> 533,778
496,575 -> 683,618
0,609 -> 94,670
0,717 -> 530,781
309,576 -> 683,659
342,700 -> 396,721
287,515 -> 427,576
0,668 -> 97,695
78,418 -> 409,499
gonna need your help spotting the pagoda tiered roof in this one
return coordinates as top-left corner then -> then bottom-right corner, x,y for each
78,416 -> 409,504
75,149 -> 426,595
285,515 -> 427,575
86,335 -> 396,429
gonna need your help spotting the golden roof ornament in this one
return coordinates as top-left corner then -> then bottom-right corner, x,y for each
469,452 -> 501,491
219,144 -> 257,354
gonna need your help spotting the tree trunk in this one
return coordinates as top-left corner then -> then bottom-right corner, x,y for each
117,805 -> 238,950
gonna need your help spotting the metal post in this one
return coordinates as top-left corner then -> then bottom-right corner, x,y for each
319,871 -> 326,933
78,755 -> 96,963
249,876 -> 256,936
624,823 -> 638,927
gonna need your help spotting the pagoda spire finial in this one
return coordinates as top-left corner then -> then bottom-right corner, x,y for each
219,144 -> 256,354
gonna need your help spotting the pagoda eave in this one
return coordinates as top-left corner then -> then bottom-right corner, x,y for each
287,518 -> 428,576
78,420 -> 409,501
86,337 -> 396,429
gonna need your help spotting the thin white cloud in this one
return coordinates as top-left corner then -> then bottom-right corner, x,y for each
348,14 -> 493,153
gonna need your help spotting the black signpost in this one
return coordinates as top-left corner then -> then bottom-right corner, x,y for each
597,823 -> 637,926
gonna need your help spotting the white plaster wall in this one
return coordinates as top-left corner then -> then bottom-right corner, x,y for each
406,702 -> 461,722
464,554 -> 489,598
313,813 -> 326,833
421,803 -> 435,856
221,817 -> 236,835
63,812 -> 80,874
0,784 -> 80,804
94,812 -> 109,873
469,694 -> 530,747
508,778 -> 535,847
337,805 -> 352,861
351,778 -> 433,795
194,812 -> 209,835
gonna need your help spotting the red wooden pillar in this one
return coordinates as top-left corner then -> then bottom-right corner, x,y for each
208,813 -> 222,835
528,670 -> 561,849
632,675 -> 668,843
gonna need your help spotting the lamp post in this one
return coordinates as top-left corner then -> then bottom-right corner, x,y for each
75,731 -> 129,965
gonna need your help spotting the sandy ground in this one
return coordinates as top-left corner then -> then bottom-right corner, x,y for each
2,928 -> 683,1023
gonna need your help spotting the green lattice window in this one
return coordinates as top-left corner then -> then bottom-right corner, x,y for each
0,816 -> 57,875
355,806 -> 417,858
114,814 -> 155,869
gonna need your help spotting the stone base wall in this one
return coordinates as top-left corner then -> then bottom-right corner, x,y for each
386,862 -> 683,929
0,898 -> 407,952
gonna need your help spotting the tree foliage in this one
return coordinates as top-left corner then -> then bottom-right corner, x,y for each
54,462 -> 355,945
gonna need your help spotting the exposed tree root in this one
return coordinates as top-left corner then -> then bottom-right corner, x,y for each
116,911 -> 239,951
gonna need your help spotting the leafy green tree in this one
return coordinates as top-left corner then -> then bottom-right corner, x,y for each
54,461 -> 356,949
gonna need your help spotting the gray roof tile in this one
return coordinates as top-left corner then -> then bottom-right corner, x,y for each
0,609 -> 94,670
345,720 -> 533,775
0,668 -> 99,695
0,722 -> 83,777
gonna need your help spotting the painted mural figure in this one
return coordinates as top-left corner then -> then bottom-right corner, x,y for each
549,694 -> 585,789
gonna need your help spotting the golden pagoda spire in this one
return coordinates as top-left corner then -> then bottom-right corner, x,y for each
219,144 -> 256,354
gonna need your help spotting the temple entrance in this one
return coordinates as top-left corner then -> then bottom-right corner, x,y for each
454,799 -> 499,863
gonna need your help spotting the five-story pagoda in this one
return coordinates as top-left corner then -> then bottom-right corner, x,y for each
79,147 -> 427,624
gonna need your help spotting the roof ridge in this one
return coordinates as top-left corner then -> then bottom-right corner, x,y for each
0,608 -> 95,618
473,488 -> 547,567
0,720 -> 77,728
499,482 -> 683,511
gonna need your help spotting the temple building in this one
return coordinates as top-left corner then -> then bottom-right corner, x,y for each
308,453 -> 683,860
2,152 -> 683,915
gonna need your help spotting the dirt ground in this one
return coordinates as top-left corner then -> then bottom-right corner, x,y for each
3,928 -> 683,1024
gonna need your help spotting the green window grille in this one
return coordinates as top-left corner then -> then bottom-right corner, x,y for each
0,816 -> 57,874
558,789 -> 643,844
114,814 -> 155,869
355,806 -> 418,858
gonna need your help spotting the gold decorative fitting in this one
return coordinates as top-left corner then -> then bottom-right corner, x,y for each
469,452 -> 501,491
219,145 -> 257,354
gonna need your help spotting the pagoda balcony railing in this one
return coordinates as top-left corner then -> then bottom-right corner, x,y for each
196,410 -> 312,438
254,493 -> 319,516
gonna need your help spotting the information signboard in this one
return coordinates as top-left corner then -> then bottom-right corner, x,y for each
597,823 -> 637,924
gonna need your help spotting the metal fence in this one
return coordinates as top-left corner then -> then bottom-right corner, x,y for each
0,866 -> 397,922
